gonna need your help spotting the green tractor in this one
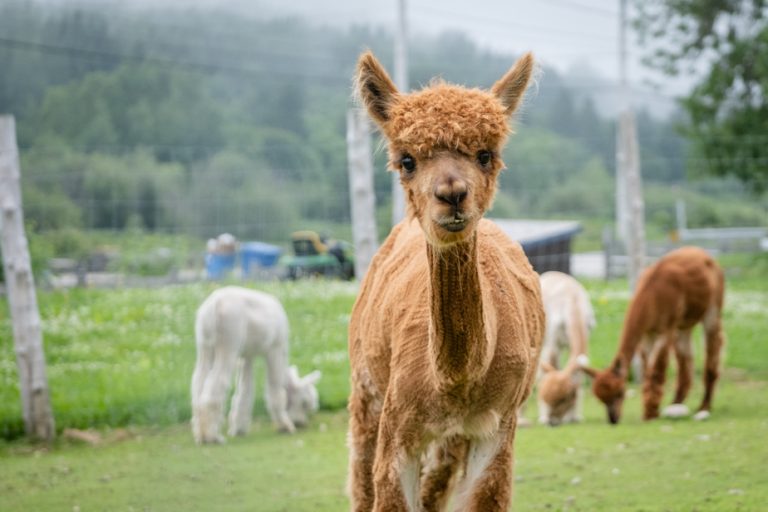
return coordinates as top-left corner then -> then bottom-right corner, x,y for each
283,231 -> 355,280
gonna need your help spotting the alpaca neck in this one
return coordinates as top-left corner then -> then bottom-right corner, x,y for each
562,298 -> 589,375
427,233 -> 489,387
613,303 -> 647,377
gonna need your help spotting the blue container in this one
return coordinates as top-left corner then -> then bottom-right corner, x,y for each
205,253 -> 236,280
240,242 -> 282,277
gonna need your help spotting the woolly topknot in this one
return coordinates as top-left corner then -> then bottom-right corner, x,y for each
384,83 -> 511,158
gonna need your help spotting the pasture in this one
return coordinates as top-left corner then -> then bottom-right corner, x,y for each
1,257 -> 767,511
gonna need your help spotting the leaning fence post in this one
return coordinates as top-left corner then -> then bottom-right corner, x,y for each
603,226 -> 613,281
0,115 -> 55,441
346,108 -> 379,281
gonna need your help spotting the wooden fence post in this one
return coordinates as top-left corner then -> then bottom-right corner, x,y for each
0,115 -> 55,441
346,108 -> 379,281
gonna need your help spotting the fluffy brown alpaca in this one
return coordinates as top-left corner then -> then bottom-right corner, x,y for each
583,246 -> 725,424
347,51 -> 544,512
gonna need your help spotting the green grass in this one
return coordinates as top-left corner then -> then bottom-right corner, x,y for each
0,379 -> 765,511
0,280 -> 356,438
0,258 -> 766,510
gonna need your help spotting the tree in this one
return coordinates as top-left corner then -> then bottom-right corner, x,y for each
633,0 -> 768,192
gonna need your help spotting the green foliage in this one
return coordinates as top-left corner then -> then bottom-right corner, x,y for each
500,128 -> 593,210
0,0 -> 762,249
537,157 -> 614,218
20,147 -> 186,233
644,180 -> 768,232
20,184 -> 82,232
23,63 -> 225,160
633,0 -> 768,192
185,151 -> 303,241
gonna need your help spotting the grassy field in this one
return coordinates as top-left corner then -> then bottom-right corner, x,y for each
1,254 -> 767,510
1,379 -> 765,511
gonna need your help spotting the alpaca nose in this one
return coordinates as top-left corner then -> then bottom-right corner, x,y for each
434,178 -> 468,208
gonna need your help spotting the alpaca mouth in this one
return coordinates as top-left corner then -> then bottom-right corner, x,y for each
438,215 -> 468,233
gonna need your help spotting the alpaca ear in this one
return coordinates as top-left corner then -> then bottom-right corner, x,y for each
610,359 -> 625,377
491,52 -> 534,116
287,365 -> 300,387
540,361 -> 556,373
356,51 -> 400,126
581,366 -> 599,379
302,370 -> 322,387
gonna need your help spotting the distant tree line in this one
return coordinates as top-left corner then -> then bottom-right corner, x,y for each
0,0 -> 760,248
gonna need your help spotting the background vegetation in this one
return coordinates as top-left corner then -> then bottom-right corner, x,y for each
633,0 -> 768,193
0,0 -> 765,269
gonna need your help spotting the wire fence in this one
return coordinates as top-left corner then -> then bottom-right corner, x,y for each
7,146 -> 763,290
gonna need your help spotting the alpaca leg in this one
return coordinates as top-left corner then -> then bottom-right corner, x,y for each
452,428 -> 514,512
564,386 -> 584,424
642,336 -> 670,420
197,346 -> 239,444
371,407 -> 421,512
695,311 -> 725,420
673,329 -> 694,403
663,329 -> 693,418
228,358 -> 255,437
265,347 -> 295,433
191,342 -> 214,443
537,395 -> 551,425
347,380 -> 382,512
420,436 -> 469,512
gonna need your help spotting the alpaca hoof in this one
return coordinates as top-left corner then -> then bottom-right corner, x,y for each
277,423 -> 296,434
197,434 -> 226,445
693,410 -> 711,421
228,426 -> 249,437
662,403 -> 690,418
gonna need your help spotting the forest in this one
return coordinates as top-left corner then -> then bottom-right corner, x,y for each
0,0 -> 765,264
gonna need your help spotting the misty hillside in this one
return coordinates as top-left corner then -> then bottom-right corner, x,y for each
0,0 -> 762,253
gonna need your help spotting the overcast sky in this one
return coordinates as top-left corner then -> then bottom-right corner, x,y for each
150,0 -> 686,96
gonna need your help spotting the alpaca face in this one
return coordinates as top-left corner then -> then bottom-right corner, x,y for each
591,369 -> 626,424
285,367 -> 321,428
538,370 -> 579,426
286,381 -> 319,428
356,51 -> 534,245
396,150 -> 500,245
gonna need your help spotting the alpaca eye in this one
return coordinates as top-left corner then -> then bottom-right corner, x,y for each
401,154 -> 416,173
477,150 -> 492,167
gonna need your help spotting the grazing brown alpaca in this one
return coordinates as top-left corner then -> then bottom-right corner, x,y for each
347,51 -> 544,512
583,246 -> 725,424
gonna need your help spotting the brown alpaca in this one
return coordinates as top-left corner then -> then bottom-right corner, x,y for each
583,246 -> 725,424
347,51 -> 544,512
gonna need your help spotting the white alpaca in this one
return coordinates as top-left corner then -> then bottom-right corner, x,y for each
191,286 -> 321,443
536,271 -> 595,426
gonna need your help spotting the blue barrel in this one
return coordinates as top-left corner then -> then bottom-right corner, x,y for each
240,242 -> 282,277
205,253 -> 236,280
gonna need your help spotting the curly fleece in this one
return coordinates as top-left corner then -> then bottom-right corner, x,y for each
383,82 -> 511,158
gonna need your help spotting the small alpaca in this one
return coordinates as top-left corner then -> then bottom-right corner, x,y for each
191,286 -> 321,443
583,246 -> 725,424
348,51 -> 544,511
536,271 -> 595,426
